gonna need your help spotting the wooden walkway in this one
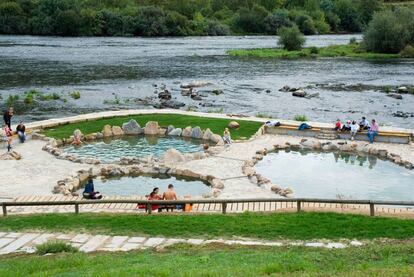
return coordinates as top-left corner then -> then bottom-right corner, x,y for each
5,195 -> 414,218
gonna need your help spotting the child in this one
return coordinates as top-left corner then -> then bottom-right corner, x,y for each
223,128 -> 232,144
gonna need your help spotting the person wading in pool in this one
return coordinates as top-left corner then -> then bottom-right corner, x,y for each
163,184 -> 177,212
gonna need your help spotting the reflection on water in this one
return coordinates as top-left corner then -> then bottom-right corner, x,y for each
62,135 -> 203,163
76,175 -> 210,197
255,150 -> 414,201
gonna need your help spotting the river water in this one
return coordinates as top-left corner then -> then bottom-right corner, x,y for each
1,35 -> 413,128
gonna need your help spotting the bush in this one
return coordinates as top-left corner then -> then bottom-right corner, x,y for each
70,91 -> 81,99
309,46 -> 318,54
294,114 -> 308,122
6,95 -> 19,107
278,25 -> 305,51
36,241 -> 78,255
349,37 -> 357,44
400,45 -> 414,58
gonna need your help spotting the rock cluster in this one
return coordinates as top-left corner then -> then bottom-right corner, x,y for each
279,85 -> 319,99
0,150 -> 22,160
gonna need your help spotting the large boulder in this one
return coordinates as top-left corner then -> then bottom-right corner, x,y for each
102,125 -> 113,137
122,119 -> 143,135
168,128 -> 182,136
203,128 -> 214,140
191,126 -> 203,139
158,90 -> 171,100
112,126 -> 124,136
300,139 -> 321,150
167,125 -> 175,134
144,121 -> 159,135
292,89 -> 307,97
210,134 -> 224,145
228,121 -> 240,129
162,148 -> 185,165
182,126 -> 192,137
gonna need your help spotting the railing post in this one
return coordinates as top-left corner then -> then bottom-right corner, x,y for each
2,204 -> 7,217
147,204 -> 152,215
297,201 -> 301,212
369,203 -> 375,216
74,203 -> 79,214
222,203 -> 227,214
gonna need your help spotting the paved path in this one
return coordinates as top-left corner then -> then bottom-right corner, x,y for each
0,231 -> 364,255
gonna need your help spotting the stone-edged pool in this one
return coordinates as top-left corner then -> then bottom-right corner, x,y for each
255,150 -> 414,201
76,175 -> 211,197
62,135 -> 203,163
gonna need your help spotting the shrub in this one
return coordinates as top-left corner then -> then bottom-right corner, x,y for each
349,37 -> 357,44
400,45 -> 414,58
6,95 -> 19,107
70,91 -> 81,99
278,25 -> 305,51
36,241 -> 78,255
309,46 -> 318,54
294,114 -> 308,122
39,93 -> 60,101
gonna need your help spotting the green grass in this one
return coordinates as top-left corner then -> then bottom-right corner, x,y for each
1,212 -> 414,240
0,243 -> 413,276
42,114 -> 263,140
35,241 -> 78,255
227,44 -> 401,59
294,114 -> 308,122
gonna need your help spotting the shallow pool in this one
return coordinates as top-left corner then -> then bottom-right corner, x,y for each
77,175 -> 211,197
62,136 -> 203,163
255,150 -> 414,201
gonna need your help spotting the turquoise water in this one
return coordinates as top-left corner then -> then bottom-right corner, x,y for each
255,150 -> 414,201
77,175 -> 211,197
62,136 -> 203,163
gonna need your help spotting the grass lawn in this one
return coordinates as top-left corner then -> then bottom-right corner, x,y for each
42,113 -> 263,140
227,44 -> 401,59
0,243 -> 413,276
1,212 -> 414,240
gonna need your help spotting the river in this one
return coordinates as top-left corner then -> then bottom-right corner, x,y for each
1,35 -> 413,128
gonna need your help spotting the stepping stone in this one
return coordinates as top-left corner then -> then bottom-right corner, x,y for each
20,246 -> 36,254
0,233 -> 39,254
263,242 -> 283,247
0,238 -> 14,249
350,240 -> 363,246
56,234 -> 73,240
5,232 -> 22,238
0,232 -> 6,238
143,238 -> 165,248
162,239 -> 187,247
120,243 -> 141,252
32,234 -> 55,245
71,234 -> 90,243
127,237 -> 146,244
79,235 -> 110,253
326,243 -> 346,249
187,239 -> 204,245
105,236 -> 129,249
304,242 -> 325,248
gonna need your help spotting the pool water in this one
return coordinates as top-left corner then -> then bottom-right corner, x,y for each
77,175 -> 211,197
255,150 -> 414,201
62,136 -> 203,163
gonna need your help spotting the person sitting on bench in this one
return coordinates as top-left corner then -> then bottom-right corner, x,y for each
163,184 -> 177,212
83,178 -> 102,199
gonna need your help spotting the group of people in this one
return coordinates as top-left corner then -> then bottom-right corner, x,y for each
334,116 -> 379,143
143,185 -> 178,212
2,107 -> 27,152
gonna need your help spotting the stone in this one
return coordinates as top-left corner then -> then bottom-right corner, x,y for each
85,133 -> 96,141
292,89 -> 307,97
180,81 -> 210,88
144,121 -> 159,135
158,90 -> 171,100
210,134 -> 224,145
377,149 -> 388,158
168,128 -> 182,136
404,161 -> 413,169
181,88 -> 192,96
387,93 -> 403,100
191,126 -> 203,139
0,151 -> 22,160
202,128 -> 214,140
162,149 -> 185,165
182,126 -> 192,137
102,124 -> 113,137
122,119 -> 143,135
279,85 -> 290,92
79,235 -> 110,253
112,126 -> 124,136
300,139 -> 321,150
211,178 -> 224,189
0,233 -> 39,255
167,125 -> 175,134
212,89 -> 223,95
96,132 -> 104,139
271,185 -> 281,193
397,86 -> 408,93
228,121 -> 240,129
158,128 -> 167,136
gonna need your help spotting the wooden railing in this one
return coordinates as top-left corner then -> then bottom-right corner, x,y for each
1,198 -> 413,217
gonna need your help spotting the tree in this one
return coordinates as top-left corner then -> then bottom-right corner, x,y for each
278,24 -> 305,51
334,0 -> 361,32
133,6 -> 168,36
0,2 -> 28,34
235,4 -> 269,33
264,9 -> 292,34
295,13 -> 316,35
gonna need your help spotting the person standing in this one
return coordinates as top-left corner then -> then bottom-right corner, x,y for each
16,121 -> 26,143
367,119 -> 379,144
2,124 -> 13,151
3,107 -> 13,130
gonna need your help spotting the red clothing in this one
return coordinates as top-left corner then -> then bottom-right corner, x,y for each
335,122 -> 341,129
148,194 -> 162,210
5,126 -> 12,137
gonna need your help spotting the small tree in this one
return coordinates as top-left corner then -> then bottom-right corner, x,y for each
277,25 -> 305,51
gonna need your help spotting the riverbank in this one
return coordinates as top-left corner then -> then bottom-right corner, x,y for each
227,44 -> 402,59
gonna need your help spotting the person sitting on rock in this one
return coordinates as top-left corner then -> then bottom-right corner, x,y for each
341,120 -> 351,132
367,119 -> 379,144
2,124 -> 13,152
83,178 -> 102,200
359,117 -> 369,130
350,120 -> 359,141
223,128 -> 232,144
16,121 -> 26,143
334,119 -> 342,131
72,129 -> 82,146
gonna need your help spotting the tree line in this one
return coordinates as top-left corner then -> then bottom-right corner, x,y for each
0,0 -> 383,36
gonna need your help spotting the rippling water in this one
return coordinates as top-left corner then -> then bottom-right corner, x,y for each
62,136 -> 203,163
1,35 -> 413,127
255,150 -> 414,201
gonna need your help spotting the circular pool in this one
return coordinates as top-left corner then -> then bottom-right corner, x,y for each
77,175 -> 211,197
255,150 -> 414,201
62,135 -> 203,163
